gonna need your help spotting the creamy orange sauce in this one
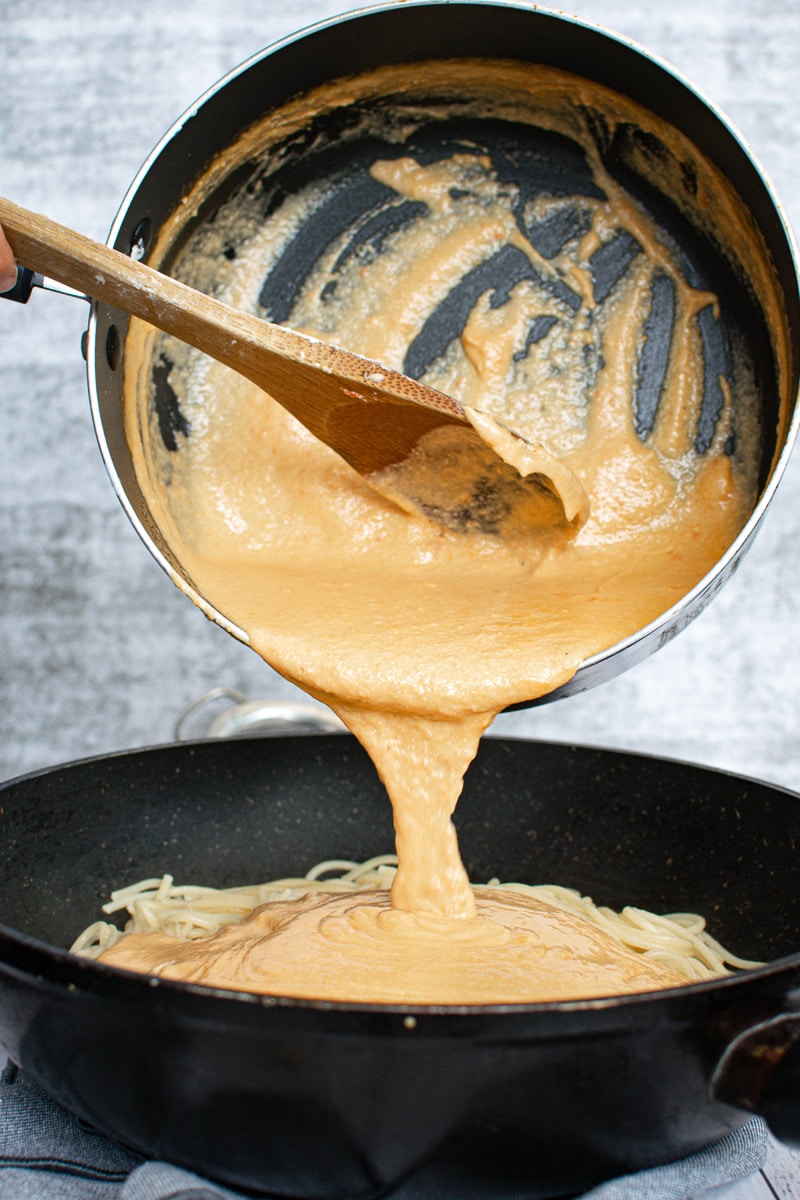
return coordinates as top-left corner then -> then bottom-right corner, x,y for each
101,887 -> 683,1004
108,61 -> 784,1002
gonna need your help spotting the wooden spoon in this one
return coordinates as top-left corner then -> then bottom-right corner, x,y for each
0,196 -> 588,532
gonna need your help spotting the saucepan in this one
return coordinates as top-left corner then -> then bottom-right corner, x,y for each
86,0 -> 800,700
1,732 -> 800,1198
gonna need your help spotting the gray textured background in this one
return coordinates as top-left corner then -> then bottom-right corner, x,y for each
2,0 -> 799,789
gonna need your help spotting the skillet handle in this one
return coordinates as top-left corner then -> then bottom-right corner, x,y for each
712,1012 -> 800,1147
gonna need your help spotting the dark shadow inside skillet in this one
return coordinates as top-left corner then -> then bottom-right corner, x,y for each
2,736 -> 800,1198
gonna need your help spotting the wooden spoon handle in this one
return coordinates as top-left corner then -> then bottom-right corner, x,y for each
0,196 -> 466,474
0,196 -> 292,366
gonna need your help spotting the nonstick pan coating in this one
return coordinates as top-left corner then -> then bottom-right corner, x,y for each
2,735 -> 800,1198
3,734 -> 800,960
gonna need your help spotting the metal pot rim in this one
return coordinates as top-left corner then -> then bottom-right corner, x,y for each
85,0 -> 800,700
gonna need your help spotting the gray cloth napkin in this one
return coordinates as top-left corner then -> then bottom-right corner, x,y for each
0,1063 -> 768,1200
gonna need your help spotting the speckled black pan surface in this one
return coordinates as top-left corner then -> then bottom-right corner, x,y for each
1,735 -> 800,1198
3,734 -> 798,962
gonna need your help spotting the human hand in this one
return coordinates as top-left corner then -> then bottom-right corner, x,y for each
0,225 -> 17,292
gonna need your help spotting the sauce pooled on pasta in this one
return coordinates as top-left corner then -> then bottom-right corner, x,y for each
103,61 -> 782,1003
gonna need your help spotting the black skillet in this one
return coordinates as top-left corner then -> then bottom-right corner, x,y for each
1,734 -> 800,1199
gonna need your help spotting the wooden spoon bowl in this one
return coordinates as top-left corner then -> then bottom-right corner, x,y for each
0,196 -> 584,533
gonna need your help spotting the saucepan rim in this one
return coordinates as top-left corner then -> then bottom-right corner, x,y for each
84,0 -> 800,701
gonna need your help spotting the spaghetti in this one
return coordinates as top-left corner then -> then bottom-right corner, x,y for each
72,854 -> 761,993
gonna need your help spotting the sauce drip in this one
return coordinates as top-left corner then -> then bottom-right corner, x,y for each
109,61 -> 779,1002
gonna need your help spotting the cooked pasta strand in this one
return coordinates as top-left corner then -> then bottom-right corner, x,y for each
72,855 -> 762,982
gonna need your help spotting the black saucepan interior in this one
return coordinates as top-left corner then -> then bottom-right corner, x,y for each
89,3 -> 800,712
151,102 -> 776,482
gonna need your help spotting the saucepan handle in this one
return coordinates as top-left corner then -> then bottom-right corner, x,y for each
711,1011 -> 800,1147
174,687 -> 346,741
0,266 -> 41,304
